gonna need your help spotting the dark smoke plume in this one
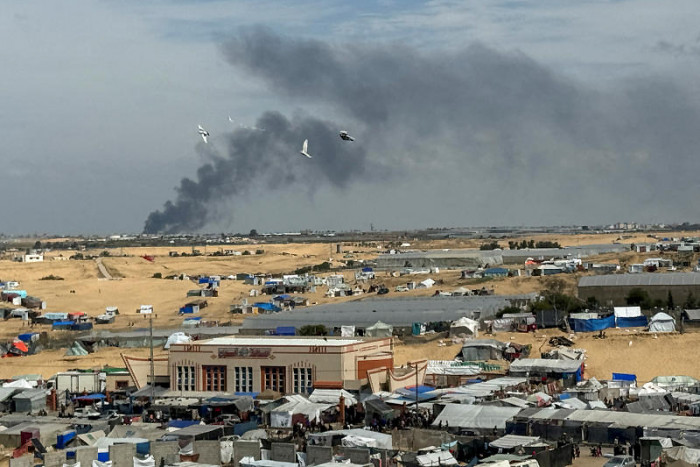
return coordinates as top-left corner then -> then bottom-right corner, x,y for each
146,27 -> 700,232
144,112 -> 375,233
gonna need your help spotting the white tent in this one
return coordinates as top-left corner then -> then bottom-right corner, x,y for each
449,317 -> 479,337
614,306 -> 642,318
366,321 -> 393,338
649,312 -> 676,333
164,332 -> 191,349
418,278 -> 435,289
340,325 -> 355,337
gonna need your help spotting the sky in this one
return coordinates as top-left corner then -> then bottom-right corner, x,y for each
3,1 -> 700,235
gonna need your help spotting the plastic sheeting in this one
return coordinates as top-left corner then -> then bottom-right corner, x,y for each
340,326 -> 355,337
415,451 -> 458,466
221,439 -> 234,464
616,316 -> 648,328
92,461 -> 112,467
164,332 -> 191,349
649,313 -> 676,333
614,307 -> 642,318
569,314 -> 615,332
133,455 -> 155,467
431,405 -> 521,430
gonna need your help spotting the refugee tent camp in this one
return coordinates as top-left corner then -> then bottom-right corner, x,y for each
649,312 -> 676,333
455,339 -> 506,361
366,321 -> 393,337
449,317 -> 479,338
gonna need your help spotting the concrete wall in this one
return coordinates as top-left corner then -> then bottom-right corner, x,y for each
109,443 -> 136,467
151,441 -> 180,466
9,455 -> 32,467
194,440 -> 221,466
270,443 -> 296,463
306,446 -> 333,466
75,446 -> 98,467
234,440 -> 261,467
341,447 -> 370,465
44,451 -> 66,467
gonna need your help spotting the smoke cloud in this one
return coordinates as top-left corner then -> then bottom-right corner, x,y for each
144,111 -> 377,233
145,27 -> 700,233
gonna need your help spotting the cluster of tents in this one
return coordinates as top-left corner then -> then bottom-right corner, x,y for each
0,333 -> 40,358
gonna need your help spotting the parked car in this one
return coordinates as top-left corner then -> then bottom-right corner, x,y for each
604,456 -> 635,467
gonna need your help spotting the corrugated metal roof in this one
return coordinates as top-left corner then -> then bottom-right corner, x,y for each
509,359 -> 583,374
241,295 -> 537,330
579,273 -> 700,287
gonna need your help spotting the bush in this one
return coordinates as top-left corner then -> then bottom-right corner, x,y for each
39,275 -> 64,281
242,250 -> 251,256
152,272 -> 162,279
298,324 -> 328,336
255,249 -> 265,255
480,241 -> 501,250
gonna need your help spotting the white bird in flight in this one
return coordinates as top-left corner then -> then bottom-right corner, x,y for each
198,125 -> 209,144
300,139 -> 312,159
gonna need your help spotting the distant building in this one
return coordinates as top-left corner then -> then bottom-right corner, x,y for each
22,254 -> 44,263
578,273 -> 700,306
168,336 -> 393,393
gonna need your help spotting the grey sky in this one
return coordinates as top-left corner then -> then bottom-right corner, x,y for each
2,1 -> 700,234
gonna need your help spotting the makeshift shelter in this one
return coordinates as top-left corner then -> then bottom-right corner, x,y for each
449,317 -> 479,337
614,306 -> 648,327
456,339 -> 506,361
13,388 -> 47,412
569,314 -> 615,332
340,325 -> 355,337
664,445 -> 700,467
65,341 -> 90,356
365,321 -> 393,337
431,405 -> 521,433
164,332 -> 191,349
649,312 -> 676,333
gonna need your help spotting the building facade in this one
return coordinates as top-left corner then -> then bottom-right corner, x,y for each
168,336 -> 393,394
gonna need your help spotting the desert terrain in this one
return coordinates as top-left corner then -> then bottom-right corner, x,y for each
2,230 -> 700,383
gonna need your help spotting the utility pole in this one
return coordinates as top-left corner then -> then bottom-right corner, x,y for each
149,312 -> 155,401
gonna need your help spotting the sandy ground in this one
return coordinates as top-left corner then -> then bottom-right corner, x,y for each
393,328 -> 700,383
0,346 -> 159,380
3,232 -> 700,383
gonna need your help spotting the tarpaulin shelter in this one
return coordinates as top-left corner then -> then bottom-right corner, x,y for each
431,405 -> 521,432
164,332 -> 191,349
449,317 -> 479,337
509,358 -> 583,382
617,316 -> 648,328
649,312 -> 676,332
569,314 -> 615,332
456,339 -> 506,361
365,321 -> 393,337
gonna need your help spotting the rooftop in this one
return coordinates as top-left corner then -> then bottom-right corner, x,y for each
579,272 -> 700,287
194,336 -> 365,347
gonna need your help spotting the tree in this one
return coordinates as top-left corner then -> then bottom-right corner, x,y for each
249,229 -> 258,237
298,324 -> 328,336
33,240 -> 42,250
626,288 -> 651,308
667,291 -> 675,310
685,292 -> 697,309
480,241 -> 501,250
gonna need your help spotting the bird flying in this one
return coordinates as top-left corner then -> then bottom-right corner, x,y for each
300,139 -> 312,158
198,125 -> 210,144
339,130 -> 355,141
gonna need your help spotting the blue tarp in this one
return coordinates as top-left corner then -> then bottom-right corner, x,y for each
559,393 -> 571,400
179,306 -> 195,314
183,316 -> 202,321
75,394 -> 106,401
275,326 -> 295,336
52,320 -> 75,326
399,385 -> 436,394
616,316 -> 648,328
569,314 -> 615,332
71,323 -> 92,331
17,333 -> 37,342
233,420 -> 259,436
169,420 -> 201,429
97,452 -> 110,462
235,392 -> 259,399
362,267 -> 373,272
254,302 -> 281,312
274,295 -> 291,300
56,430 -> 77,449
412,322 -> 422,335
612,373 -> 637,382
198,277 -> 211,284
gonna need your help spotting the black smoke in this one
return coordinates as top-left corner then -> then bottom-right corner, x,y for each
144,111 -> 376,233
145,27 -> 700,233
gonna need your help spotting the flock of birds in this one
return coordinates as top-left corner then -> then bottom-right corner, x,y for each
196,118 -> 355,160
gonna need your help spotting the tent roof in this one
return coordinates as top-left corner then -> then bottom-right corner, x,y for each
431,405 -> 521,429
490,434 -> 541,449
650,312 -> 675,322
509,359 -> 582,374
